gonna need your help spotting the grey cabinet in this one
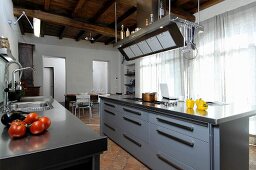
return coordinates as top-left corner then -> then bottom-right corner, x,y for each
100,100 -> 210,170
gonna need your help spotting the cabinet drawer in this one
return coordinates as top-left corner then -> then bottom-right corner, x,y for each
150,124 -> 210,170
102,101 -> 119,113
121,115 -> 149,142
121,133 -> 149,164
121,106 -> 148,121
150,114 -> 209,142
151,151 -> 196,170
102,108 -> 120,128
102,122 -> 121,144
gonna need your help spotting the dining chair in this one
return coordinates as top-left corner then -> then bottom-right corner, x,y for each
74,94 -> 92,118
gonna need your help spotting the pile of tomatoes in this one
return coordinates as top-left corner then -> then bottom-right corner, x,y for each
8,112 -> 51,139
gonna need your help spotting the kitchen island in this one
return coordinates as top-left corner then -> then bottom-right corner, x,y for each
0,100 -> 107,170
100,95 -> 256,170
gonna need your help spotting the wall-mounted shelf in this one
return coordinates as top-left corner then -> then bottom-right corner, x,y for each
125,84 -> 135,87
123,64 -> 135,96
124,72 -> 135,76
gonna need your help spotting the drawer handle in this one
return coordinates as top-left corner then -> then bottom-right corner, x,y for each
105,103 -> 115,108
104,123 -> 116,131
157,118 -> 194,132
104,109 -> 116,116
123,108 -> 141,116
157,154 -> 183,170
123,134 -> 142,147
123,117 -> 142,126
157,130 -> 194,147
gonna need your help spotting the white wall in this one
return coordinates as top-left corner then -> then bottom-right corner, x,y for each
0,0 -> 20,103
19,35 -> 122,96
0,0 -> 20,59
43,57 -> 66,102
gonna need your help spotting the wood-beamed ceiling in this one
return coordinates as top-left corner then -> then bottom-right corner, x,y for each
12,0 -> 224,45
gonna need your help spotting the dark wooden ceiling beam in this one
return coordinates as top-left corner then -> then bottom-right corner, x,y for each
18,20 -> 25,35
72,0 -> 87,17
89,0 -> 115,23
190,0 -> 224,13
75,30 -> 86,41
175,0 -> 191,7
59,26 -> 66,39
14,8 -> 118,38
44,0 -> 51,11
104,37 -> 115,45
92,6 -> 137,43
40,21 -> 45,37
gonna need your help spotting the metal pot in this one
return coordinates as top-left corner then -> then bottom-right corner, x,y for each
142,92 -> 157,102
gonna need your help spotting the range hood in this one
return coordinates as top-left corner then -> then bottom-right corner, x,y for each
114,14 -> 203,61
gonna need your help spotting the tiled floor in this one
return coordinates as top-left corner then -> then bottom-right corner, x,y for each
76,106 -> 256,170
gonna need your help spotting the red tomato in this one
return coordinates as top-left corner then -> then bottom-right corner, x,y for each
8,123 -> 26,138
30,120 -> 45,135
24,112 -> 39,124
10,119 -> 27,126
39,116 -> 51,130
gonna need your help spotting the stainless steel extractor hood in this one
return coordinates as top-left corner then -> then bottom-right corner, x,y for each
114,14 -> 203,61
114,15 -> 184,60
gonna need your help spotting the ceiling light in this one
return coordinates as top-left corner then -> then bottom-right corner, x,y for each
33,18 -> 41,37
85,32 -> 94,41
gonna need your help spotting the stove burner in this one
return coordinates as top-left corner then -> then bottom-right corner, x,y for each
123,97 -> 178,106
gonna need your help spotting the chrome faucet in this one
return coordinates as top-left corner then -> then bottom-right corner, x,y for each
2,60 -> 34,116
12,67 -> 34,91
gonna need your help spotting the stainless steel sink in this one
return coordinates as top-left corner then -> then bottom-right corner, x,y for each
10,96 -> 54,112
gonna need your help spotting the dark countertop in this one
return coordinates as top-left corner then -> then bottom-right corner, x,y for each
100,95 -> 256,125
0,100 -> 107,170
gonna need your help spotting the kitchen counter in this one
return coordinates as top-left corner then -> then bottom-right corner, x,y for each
100,95 -> 256,125
0,100 -> 107,170
100,95 -> 255,170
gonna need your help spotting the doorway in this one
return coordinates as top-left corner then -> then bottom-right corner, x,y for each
43,56 -> 66,102
93,61 -> 109,93
43,67 -> 54,98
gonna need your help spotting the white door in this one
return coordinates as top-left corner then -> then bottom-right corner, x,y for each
43,67 -> 54,97
93,61 -> 108,93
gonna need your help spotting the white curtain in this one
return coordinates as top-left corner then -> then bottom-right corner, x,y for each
139,49 -> 185,98
139,2 -> 256,134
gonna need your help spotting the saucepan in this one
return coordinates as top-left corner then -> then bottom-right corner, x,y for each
142,92 -> 157,102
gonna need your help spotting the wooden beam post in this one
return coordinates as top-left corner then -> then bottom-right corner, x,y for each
59,26 -> 66,39
75,30 -> 86,41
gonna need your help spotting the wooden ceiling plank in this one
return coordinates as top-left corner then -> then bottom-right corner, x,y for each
190,0 -> 224,13
75,30 -> 86,41
172,7 -> 195,22
59,26 -> 66,39
44,0 -> 51,11
92,6 -> 137,43
72,0 -> 87,17
175,0 -> 191,7
109,6 -> 137,28
14,8 -> 118,38
89,0 -> 115,23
